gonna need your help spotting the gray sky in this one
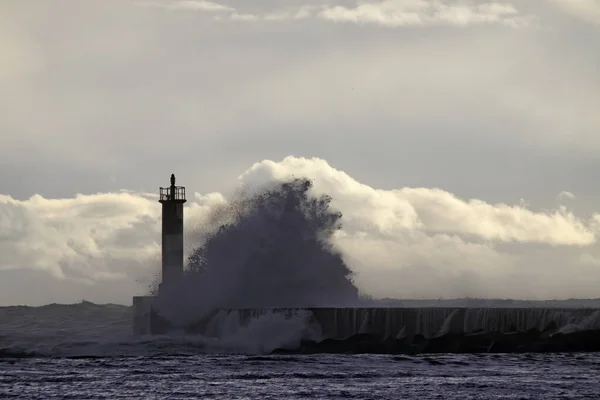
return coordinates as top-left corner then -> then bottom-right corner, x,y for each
1,0 -> 599,305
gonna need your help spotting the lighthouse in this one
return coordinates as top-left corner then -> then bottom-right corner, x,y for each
158,174 -> 186,291
132,174 -> 186,334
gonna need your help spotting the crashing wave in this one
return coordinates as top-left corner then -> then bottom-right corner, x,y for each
152,178 -> 364,327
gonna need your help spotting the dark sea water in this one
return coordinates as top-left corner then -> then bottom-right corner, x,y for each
2,303 -> 600,399
3,353 -> 600,399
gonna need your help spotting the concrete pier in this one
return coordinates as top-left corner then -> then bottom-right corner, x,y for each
132,300 -> 600,338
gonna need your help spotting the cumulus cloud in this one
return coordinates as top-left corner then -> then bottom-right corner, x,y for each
241,158 -> 596,245
2,157 -> 600,305
0,192 -> 160,281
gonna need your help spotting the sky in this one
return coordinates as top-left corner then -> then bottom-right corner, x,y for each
1,0 -> 599,306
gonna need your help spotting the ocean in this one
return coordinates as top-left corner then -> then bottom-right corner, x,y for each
3,353 -> 600,399
2,303 -> 599,399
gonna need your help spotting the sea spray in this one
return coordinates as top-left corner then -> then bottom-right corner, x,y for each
204,310 -> 322,354
152,178 -> 363,335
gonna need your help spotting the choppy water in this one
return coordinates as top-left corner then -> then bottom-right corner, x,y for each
2,303 -> 600,399
3,353 -> 600,399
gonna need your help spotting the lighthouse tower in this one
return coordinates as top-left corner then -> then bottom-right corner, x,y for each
158,173 -> 186,291
132,174 -> 186,334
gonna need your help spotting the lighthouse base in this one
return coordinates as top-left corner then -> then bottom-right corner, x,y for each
132,296 -> 175,335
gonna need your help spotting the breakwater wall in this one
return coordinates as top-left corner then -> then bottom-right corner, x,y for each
220,308 -> 600,354
194,307 -> 600,338
307,307 -> 600,338
134,295 -> 600,336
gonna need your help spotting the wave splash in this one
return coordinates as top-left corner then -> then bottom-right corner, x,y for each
153,178 -> 364,328
0,302 -> 320,358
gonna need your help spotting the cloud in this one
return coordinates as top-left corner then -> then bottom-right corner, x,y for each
557,191 -> 576,202
137,0 -> 234,12
0,192 -> 160,280
263,6 -> 318,21
228,13 -> 260,21
318,0 -> 535,28
240,157 -> 596,245
137,0 -> 535,27
2,157 -> 600,305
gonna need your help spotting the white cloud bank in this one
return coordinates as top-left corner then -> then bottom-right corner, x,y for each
138,0 -> 535,27
2,156 -> 600,305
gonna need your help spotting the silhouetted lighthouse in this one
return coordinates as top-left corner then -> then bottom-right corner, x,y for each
158,174 -> 186,291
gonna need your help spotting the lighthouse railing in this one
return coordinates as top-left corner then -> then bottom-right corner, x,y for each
159,186 -> 186,201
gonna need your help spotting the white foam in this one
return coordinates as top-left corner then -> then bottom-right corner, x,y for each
208,309 -> 321,354
557,310 -> 600,335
